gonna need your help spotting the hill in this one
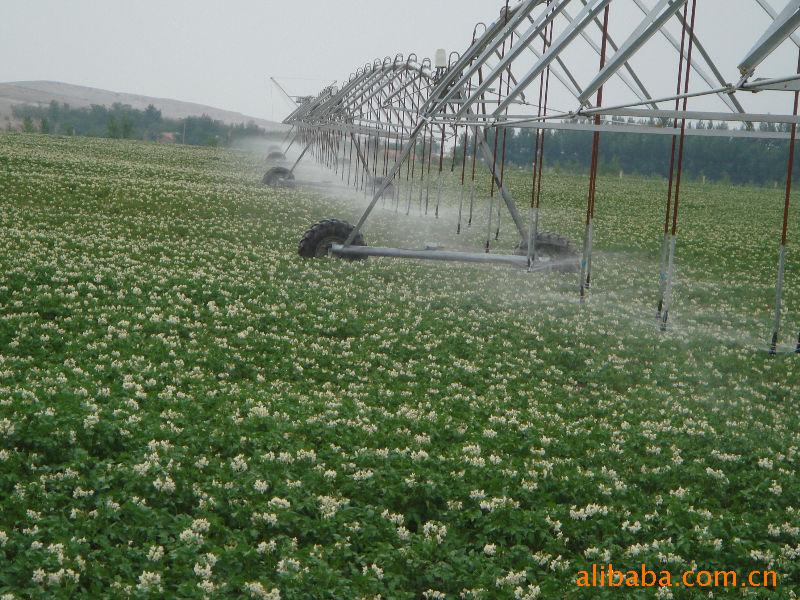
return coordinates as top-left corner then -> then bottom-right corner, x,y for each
0,80 -> 283,131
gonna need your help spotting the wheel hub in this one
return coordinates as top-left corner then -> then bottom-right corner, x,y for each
314,236 -> 344,258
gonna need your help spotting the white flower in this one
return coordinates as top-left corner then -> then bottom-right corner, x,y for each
251,512 -> 278,526
276,558 -> 301,574
153,476 -> 176,493
318,495 -> 349,519
569,504 -> 609,520
422,522 -> 447,544
179,529 -> 204,544
268,497 -> 291,510
362,564 -> 384,580
622,520 -> 642,533
705,467 -> 729,484
351,469 -> 373,481
462,445 -> 481,456
0,418 -> 15,437
191,519 -> 211,533
256,540 -> 276,554
72,487 -> 94,499
669,487 -> 688,499
514,584 -> 541,599
137,571 -> 162,592
147,546 -> 164,562
230,455 -> 249,473
496,570 -> 527,587
656,586 -> 673,599
484,544 -> 497,556
479,497 -> 520,512
244,582 -> 281,600
193,562 -> 212,579
197,580 -> 216,593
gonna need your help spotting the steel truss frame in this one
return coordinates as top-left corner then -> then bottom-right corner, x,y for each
281,0 -> 800,352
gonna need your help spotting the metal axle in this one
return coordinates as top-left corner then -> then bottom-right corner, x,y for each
331,244 -> 576,271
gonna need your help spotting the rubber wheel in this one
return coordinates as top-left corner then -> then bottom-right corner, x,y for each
517,231 -> 578,272
517,231 -> 572,255
370,176 -> 395,199
263,167 -> 295,187
298,219 -> 366,259
532,231 -> 573,256
267,151 -> 286,161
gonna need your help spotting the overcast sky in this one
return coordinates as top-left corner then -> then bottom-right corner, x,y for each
2,1 -> 799,122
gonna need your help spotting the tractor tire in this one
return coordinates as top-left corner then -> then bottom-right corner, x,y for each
370,176 -> 396,199
298,219 -> 366,259
267,151 -> 286,161
532,231 -> 573,256
517,231 -> 573,255
262,167 -> 295,188
517,231 -> 578,272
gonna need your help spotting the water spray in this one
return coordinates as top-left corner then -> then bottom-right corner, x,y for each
580,3 -> 610,303
661,0 -> 698,331
770,48 -> 800,355
257,0 -> 800,350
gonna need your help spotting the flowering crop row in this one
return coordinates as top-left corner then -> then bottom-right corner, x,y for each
0,132 -> 798,599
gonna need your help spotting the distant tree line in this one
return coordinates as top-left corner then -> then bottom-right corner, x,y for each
12,100 -> 272,147
13,101 -> 798,186
479,118 -> 800,187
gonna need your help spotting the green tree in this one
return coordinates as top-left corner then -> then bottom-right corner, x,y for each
144,104 -> 162,124
121,116 -> 133,139
40,118 -> 51,134
107,116 -> 120,139
143,104 -> 162,141
48,100 -> 61,124
11,101 -> 269,148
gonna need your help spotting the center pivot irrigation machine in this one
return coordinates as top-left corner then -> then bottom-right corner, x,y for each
267,0 -> 800,353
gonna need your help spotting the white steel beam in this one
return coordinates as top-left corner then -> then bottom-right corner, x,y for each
449,0 -> 570,119
579,0 -> 685,105
629,0 -> 745,116
739,0 -> 800,75
754,0 -> 800,48
495,0 -> 612,115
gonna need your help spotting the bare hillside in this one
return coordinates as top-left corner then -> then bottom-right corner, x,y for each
0,81 -> 284,131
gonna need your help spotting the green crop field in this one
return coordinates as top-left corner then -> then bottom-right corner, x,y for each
0,132 -> 799,599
